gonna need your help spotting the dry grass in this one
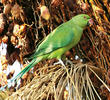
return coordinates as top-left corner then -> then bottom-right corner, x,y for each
5,60 -> 109,100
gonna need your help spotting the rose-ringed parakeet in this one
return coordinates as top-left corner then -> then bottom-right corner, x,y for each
1,14 -> 93,89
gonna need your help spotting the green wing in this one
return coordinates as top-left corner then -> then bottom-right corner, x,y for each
31,21 -> 74,58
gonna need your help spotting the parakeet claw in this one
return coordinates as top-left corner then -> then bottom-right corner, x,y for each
54,62 -> 61,66
65,59 -> 73,67
54,59 -> 66,67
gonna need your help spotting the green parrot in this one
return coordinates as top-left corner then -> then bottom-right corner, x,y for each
1,14 -> 93,89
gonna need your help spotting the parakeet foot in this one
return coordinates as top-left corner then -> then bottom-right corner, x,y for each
54,59 -> 65,67
65,59 -> 73,67
54,62 -> 61,66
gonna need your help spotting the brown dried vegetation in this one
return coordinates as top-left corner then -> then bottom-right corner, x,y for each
0,0 -> 110,100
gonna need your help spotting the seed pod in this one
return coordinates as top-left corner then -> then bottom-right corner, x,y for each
3,3 -> 12,14
40,6 -> 50,20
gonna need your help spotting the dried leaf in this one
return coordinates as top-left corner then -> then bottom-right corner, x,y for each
40,6 -> 50,20
3,3 -> 12,14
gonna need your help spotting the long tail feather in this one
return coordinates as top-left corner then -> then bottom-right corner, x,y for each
12,59 -> 37,81
0,56 -> 44,91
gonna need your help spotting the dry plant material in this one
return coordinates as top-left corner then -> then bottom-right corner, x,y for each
13,24 -> 27,38
81,3 -> 89,11
107,69 -> 110,85
63,89 -> 69,100
0,71 -> 7,86
0,13 -> 6,34
2,35 -> 8,43
13,24 -> 20,36
64,0 -> 76,10
0,0 -> 109,99
0,0 -> 7,5
7,70 -> 15,79
0,37 -> 2,45
7,48 -> 20,65
90,0 -> 104,14
9,0 -> 15,3
0,55 -> 8,71
10,35 -> 18,46
51,0 -> 62,8
0,91 -> 8,100
40,5 -> 50,20
13,24 -> 27,48
6,63 -> 106,100
11,3 -> 25,21
3,3 -> 12,15
13,23 -> 34,56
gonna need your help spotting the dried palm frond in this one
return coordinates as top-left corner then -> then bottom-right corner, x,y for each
5,60 -> 109,100
0,0 -> 110,99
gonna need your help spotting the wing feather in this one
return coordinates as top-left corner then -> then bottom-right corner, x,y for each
31,21 -> 74,58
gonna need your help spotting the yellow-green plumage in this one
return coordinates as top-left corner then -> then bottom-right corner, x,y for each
0,14 -> 91,89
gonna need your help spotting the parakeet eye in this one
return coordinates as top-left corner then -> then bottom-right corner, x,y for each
84,16 -> 87,19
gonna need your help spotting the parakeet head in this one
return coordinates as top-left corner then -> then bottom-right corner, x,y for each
72,14 -> 93,28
